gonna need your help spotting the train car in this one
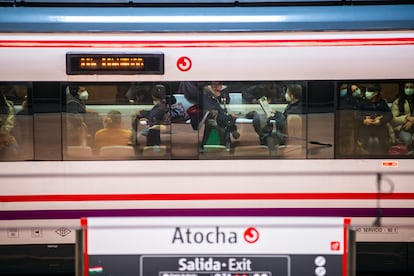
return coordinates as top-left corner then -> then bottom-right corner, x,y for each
0,1 -> 414,275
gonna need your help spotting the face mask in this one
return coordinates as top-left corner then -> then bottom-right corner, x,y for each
352,89 -> 361,98
285,93 -> 291,103
340,89 -> 347,97
79,90 -> 89,100
365,91 -> 375,100
404,88 -> 414,96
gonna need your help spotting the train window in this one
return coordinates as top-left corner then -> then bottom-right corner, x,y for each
335,81 -> 412,158
6,80 -> 414,161
61,81 -> 315,160
0,83 -> 34,161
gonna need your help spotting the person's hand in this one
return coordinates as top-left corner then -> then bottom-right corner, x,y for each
403,121 -> 413,130
372,116 -> 382,126
364,116 -> 374,125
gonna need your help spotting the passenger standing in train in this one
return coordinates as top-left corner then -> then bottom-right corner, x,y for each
356,84 -> 393,155
134,84 -> 168,146
94,110 -> 132,149
66,85 -> 88,114
200,81 -> 240,151
391,81 -> 414,152
251,84 -> 303,147
65,85 -> 104,147
65,85 -> 90,146
0,91 -> 18,159
13,95 -> 33,158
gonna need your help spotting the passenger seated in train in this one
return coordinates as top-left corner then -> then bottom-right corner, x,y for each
249,84 -> 304,148
134,84 -> 169,146
391,81 -> 414,153
356,84 -> 393,155
94,110 -> 132,149
200,81 -> 240,151
338,83 -> 362,110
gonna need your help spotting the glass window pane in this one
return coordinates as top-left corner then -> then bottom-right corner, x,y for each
0,83 -> 33,161
198,81 -> 307,159
336,81 -> 406,158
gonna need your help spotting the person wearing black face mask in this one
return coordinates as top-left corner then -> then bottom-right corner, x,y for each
355,84 -> 393,155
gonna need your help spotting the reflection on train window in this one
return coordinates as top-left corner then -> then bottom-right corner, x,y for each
62,81 -> 310,160
336,81 -> 413,158
0,83 -> 33,161
3,80 -> 413,161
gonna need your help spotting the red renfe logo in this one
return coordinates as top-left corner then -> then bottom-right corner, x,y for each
330,241 -> 341,251
243,227 -> 259,243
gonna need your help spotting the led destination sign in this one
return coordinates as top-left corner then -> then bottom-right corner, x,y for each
66,53 -> 164,75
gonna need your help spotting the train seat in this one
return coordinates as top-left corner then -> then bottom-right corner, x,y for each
99,145 -> 135,159
65,146 -> 93,160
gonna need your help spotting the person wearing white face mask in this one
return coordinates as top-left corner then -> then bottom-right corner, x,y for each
356,84 -> 393,155
66,85 -> 87,114
64,85 -> 89,148
64,85 -> 105,149
391,81 -> 414,152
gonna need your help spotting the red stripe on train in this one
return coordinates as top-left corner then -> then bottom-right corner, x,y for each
0,37 -> 414,48
1,193 -> 414,202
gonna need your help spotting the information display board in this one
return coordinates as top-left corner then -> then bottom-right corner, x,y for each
81,217 -> 352,276
66,53 -> 164,75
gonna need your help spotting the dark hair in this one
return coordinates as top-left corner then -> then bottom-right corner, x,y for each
151,84 -> 166,100
397,81 -> 414,116
67,85 -> 81,97
286,84 -> 302,100
107,110 -> 122,126
366,83 -> 381,93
